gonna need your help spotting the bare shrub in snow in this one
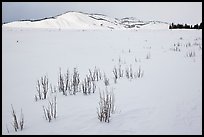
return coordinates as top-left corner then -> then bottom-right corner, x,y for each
170,43 -> 181,52
11,105 -> 24,132
88,67 -> 102,82
57,68 -> 81,95
35,75 -> 49,101
34,95 -> 38,102
134,66 -> 144,78
146,52 -> 151,59
118,65 -> 123,78
11,105 -> 18,132
186,51 -> 196,57
81,78 -> 88,95
97,89 -> 115,123
81,75 -> 96,95
49,84 -> 57,94
72,68 -> 80,95
36,80 -> 42,100
19,109 -> 24,131
41,75 -> 49,99
58,68 -> 79,95
58,68 -> 69,96
185,42 -> 191,48
125,65 -> 133,79
124,65 -> 144,79
113,67 -> 118,83
94,67 -> 102,81
113,65 -> 124,83
125,68 -> 130,79
43,96 -> 57,122
89,69 -> 95,81
104,73 -> 109,86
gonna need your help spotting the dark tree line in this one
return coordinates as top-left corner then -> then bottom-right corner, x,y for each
169,22 -> 202,29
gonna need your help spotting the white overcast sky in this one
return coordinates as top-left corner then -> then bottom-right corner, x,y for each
2,2 -> 202,24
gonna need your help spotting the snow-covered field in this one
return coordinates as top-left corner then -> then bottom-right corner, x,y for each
2,28 -> 202,135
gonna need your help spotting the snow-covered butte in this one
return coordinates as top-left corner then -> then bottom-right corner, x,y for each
2,11 -> 169,30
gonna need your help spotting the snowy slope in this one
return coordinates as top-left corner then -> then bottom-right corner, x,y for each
2,28 -> 202,135
2,11 -> 169,30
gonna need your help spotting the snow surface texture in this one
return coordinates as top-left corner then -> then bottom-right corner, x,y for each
2,11 -> 169,30
2,28 -> 202,135
2,12 -> 202,135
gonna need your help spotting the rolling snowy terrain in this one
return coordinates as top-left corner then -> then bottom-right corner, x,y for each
2,11 -> 169,30
2,12 -> 202,135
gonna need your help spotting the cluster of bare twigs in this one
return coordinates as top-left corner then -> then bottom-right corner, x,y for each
10,105 -> 24,132
97,89 -> 115,123
35,75 -> 49,101
42,96 -> 57,122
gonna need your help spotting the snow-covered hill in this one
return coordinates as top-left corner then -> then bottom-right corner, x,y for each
2,11 -> 169,30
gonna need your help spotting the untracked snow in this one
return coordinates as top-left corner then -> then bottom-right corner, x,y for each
2,26 -> 202,135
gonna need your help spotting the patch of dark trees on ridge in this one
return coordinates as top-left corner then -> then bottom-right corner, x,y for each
169,22 -> 202,29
